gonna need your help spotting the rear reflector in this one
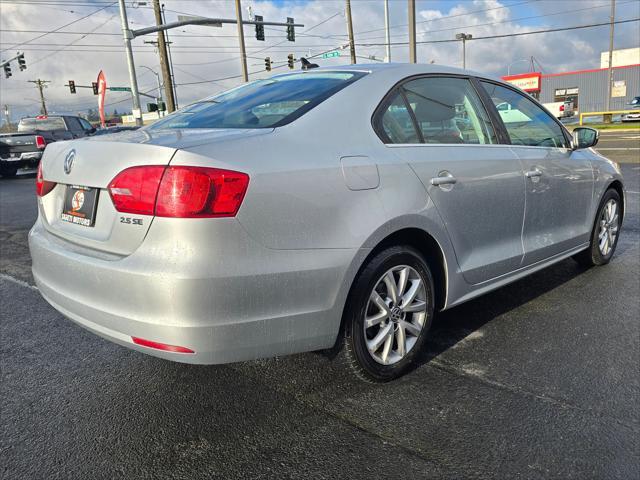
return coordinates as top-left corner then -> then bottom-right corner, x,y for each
35,135 -> 46,149
132,337 -> 195,354
108,165 -> 249,218
36,162 -> 56,197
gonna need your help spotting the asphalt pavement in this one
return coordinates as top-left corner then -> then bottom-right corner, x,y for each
1,141 -> 638,479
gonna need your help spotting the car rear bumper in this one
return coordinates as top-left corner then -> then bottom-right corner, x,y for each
0,151 -> 42,168
29,218 -> 358,364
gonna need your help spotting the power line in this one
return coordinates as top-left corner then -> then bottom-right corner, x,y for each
358,0 -> 636,41
355,17 -> 640,46
352,0 -> 532,37
27,13 -> 118,67
0,1 -> 117,53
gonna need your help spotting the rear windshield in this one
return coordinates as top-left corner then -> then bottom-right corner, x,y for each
18,117 -> 66,132
149,71 -> 366,130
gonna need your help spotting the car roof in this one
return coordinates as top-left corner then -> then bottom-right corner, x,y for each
278,62 -> 503,83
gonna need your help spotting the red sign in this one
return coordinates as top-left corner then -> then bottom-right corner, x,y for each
501,72 -> 541,92
97,70 -> 107,128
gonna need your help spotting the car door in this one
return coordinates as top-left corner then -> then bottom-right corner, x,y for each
479,81 -> 594,265
375,75 -> 526,285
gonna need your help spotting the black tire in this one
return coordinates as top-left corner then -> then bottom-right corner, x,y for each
573,188 -> 622,267
0,166 -> 18,178
341,245 -> 435,382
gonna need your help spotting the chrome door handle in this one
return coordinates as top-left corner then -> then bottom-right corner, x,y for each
525,169 -> 542,178
430,172 -> 457,186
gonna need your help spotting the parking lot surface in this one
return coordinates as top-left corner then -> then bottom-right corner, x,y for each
1,143 -> 638,479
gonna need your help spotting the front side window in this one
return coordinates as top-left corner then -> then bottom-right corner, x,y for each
403,77 -> 497,145
79,118 -> 93,131
149,71 -> 366,130
481,81 -> 569,148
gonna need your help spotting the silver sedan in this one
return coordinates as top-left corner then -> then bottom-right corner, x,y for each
29,64 -> 624,381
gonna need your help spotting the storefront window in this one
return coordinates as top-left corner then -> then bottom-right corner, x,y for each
554,87 -> 579,110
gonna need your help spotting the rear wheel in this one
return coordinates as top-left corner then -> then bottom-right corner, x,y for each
573,188 -> 622,267
341,246 -> 435,382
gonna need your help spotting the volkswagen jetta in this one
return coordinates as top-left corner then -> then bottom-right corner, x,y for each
29,64 -> 624,381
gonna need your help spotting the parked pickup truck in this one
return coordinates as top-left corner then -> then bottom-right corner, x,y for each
0,115 -> 96,177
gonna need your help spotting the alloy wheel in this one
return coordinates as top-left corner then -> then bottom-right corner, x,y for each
363,265 -> 428,365
598,199 -> 619,256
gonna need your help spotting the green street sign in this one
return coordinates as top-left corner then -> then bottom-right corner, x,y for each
109,87 -> 131,92
322,51 -> 340,59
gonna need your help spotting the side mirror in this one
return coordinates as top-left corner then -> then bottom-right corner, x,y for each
87,127 -> 96,134
572,127 -> 599,150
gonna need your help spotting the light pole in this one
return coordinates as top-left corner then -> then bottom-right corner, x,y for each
118,0 -> 143,126
384,0 -> 391,62
139,66 -> 162,102
455,33 -> 472,69
507,58 -> 531,75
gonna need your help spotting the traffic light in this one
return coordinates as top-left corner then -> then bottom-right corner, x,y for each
147,102 -> 158,112
92,82 -> 99,95
17,53 -> 26,71
286,17 -> 295,42
68,80 -> 76,94
265,57 -> 271,72
3,63 -> 11,79
287,54 -> 294,69
157,100 -> 166,112
255,15 -> 264,41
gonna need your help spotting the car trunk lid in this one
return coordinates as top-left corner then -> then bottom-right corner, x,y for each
37,128 -> 272,257
38,139 -> 177,257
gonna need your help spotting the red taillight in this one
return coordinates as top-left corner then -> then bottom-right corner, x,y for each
132,337 -> 195,354
36,162 -> 56,197
108,166 -> 249,218
35,135 -> 46,149
559,105 -> 565,112
156,166 -> 249,218
108,166 -> 166,215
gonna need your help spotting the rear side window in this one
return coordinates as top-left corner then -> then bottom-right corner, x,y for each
379,93 -> 421,144
18,117 -> 66,132
150,71 -> 366,130
480,81 -> 569,148
65,117 -> 82,131
374,76 -> 496,145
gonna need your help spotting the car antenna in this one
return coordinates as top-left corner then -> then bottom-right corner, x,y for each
300,57 -> 319,70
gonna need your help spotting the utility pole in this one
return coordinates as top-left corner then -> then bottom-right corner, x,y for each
161,4 -> 178,108
606,0 -> 616,112
235,0 -> 249,82
345,0 -> 357,64
384,0 -> 391,62
117,0 -> 143,127
408,0 -> 416,63
28,79 -> 50,116
152,0 -> 176,112
456,33 -> 472,69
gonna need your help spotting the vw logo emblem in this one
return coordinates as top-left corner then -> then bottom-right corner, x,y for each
64,149 -> 76,175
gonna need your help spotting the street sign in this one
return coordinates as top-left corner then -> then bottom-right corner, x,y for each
322,51 -> 340,59
109,87 -> 131,92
